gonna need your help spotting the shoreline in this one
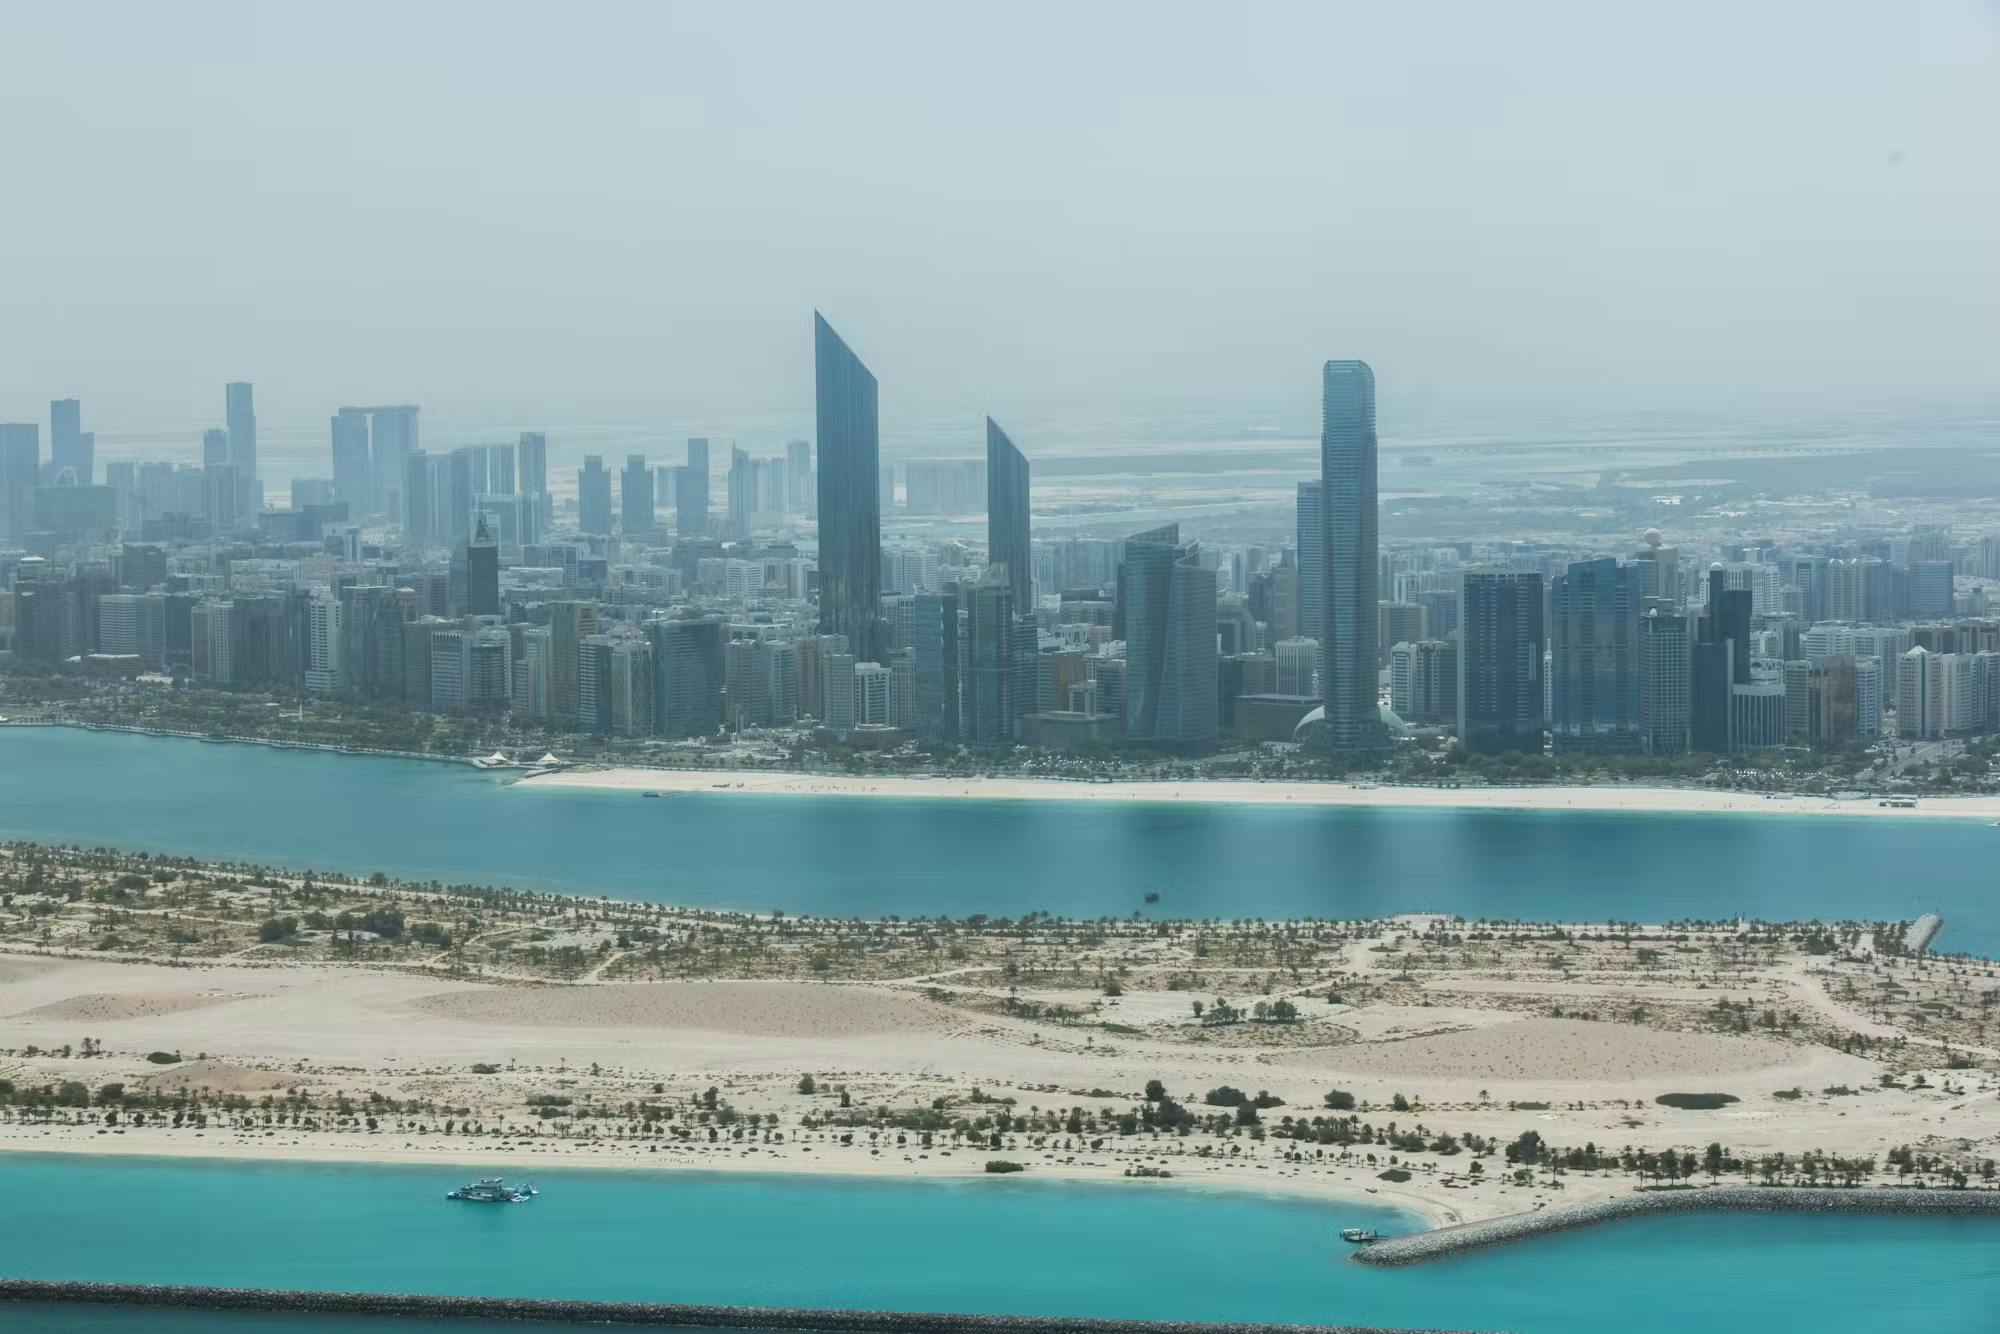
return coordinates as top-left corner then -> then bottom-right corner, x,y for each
0,1127 -> 1470,1229
522,766 -> 2000,821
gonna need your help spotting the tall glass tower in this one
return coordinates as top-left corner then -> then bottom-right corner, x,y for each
985,417 -> 1031,610
814,313 -> 883,662
1320,360 -> 1381,752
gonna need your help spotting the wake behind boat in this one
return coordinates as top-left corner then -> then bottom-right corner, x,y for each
447,1177 -> 536,1203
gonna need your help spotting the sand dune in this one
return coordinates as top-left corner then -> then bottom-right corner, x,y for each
138,1057 -> 317,1094
409,980 -> 957,1040
15,991 -> 239,1023
1292,1017 -> 1794,1083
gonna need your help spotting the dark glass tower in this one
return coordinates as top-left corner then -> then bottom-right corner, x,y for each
1320,360 -> 1381,751
985,418 -> 1031,611
814,313 -> 883,662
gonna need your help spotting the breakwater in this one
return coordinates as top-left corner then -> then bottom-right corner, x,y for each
0,1281 -> 1484,1334
1355,1186 -> 2000,1266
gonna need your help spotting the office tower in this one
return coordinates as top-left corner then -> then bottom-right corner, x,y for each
361,406 -> 419,520
549,600 -> 600,727
463,513 -> 499,616
202,429 -> 230,468
679,437 -> 710,536
912,590 -> 961,744
402,452 -> 434,547
1908,560 -> 1954,620
0,422 -> 37,538
514,625 -> 552,719
1549,557 -> 1644,753
1377,602 -> 1426,669
1276,637 -> 1319,697
51,399 -> 90,484
814,313 -> 884,662
823,651 -> 857,736
727,446 -> 755,539
518,432 -> 548,500
441,446 -> 477,544
986,418 -> 1031,611
330,409 -> 372,511
786,438 -> 813,514
225,382 -> 258,513
577,455 -> 613,535
1295,481 -> 1323,642
1702,566 -> 1753,686
1319,360 -> 1381,752
650,617 -> 725,738
1458,569 -> 1545,752
1639,609 -> 1691,755
1119,523 -> 1218,748
621,453 -> 655,543
964,569 -> 1021,745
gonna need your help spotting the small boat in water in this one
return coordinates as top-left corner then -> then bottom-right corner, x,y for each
1339,1228 -> 1380,1244
447,1177 -> 536,1203
1143,891 -> 1161,904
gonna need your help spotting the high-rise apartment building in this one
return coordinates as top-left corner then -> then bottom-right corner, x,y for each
1458,569 -> 1545,752
1550,557 -> 1644,753
1319,360 -> 1381,752
1639,609 -> 1691,755
578,456 -> 613,535
813,314 -> 884,662
621,454 -> 655,543
679,438 -> 710,536
331,409 -> 371,512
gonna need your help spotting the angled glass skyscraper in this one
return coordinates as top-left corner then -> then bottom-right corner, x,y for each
985,417 -> 1030,610
814,313 -> 883,662
1118,522 -> 1218,749
1320,360 -> 1381,752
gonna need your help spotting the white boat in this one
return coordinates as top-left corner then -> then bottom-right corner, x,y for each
1339,1228 -> 1380,1244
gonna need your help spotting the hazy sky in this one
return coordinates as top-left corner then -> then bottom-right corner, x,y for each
3,1 -> 1997,440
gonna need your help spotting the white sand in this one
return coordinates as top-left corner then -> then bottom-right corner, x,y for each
522,768 -> 2000,820
1294,1016 -> 1795,1083
410,980 -> 960,1039
14,991 -> 240,1023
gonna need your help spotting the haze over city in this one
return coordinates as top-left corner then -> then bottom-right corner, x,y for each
3,1 -> 1997,444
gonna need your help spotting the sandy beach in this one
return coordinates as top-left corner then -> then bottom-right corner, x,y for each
521,767 -> 2000,820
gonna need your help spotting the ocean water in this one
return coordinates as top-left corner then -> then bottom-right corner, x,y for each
0,1155 -> 1993,1333
1,727 -> 1994,953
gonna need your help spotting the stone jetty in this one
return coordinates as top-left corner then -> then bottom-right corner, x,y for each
1354,1185 -> 2000,1266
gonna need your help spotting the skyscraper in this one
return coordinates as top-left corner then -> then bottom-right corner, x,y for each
578,456 -> 613,535
963,569 -> 1021,746
365,406 -> 419,522
331,409 -> 372,512
1549,556 -> 1644,753
911,590 -> 960,745
50,399 -> 90,484
1458,569 -> 1546,753
814,313 -> 884,662
1320,360 -> 1381,752
463,513 -> 499,616
1639,610 -> 1691,755
518,432 -> 548,499
679,437 -> 710,536
1295,480 -> 1323,643
621,454 -> 655,543
1119,523 -> 1218,749
986,418 -> 1031,611
402,451 -> 433,547
649,616 -> 725,738
225,382 -> 258,513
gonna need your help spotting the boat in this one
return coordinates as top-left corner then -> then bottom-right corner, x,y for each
447,1177 -> 536,1203
643,791 -> 662,799
1339,1228 -> 1381,1244
1143,891 -> 1160,904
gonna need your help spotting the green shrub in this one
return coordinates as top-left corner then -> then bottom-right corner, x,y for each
984,1160 -> 1025,1174
1655,1092 -> 1740,1111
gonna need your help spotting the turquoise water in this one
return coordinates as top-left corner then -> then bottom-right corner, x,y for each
2,727 -> 1994,952
0,1156 -> 1994,1332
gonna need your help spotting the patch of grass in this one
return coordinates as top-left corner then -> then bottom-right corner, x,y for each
1377,1168 -> 1412,1183
1654,1092 -> 1740,1111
